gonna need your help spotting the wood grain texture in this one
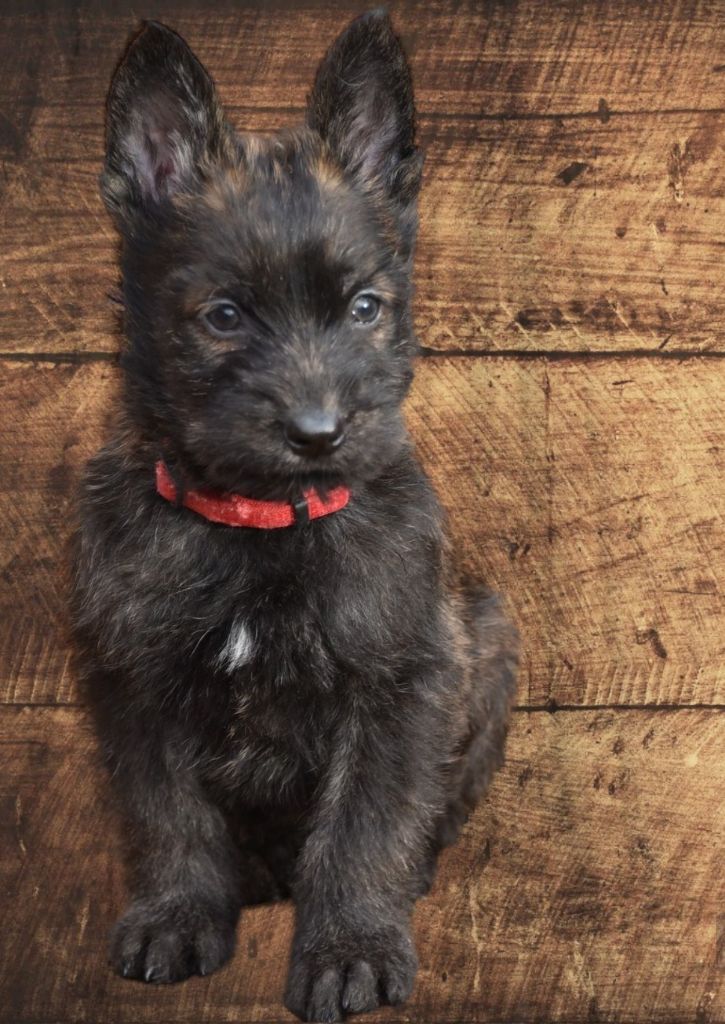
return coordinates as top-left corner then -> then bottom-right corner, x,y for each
0,706 -> 722,1023
419,111 -> 723,353
1,1 -> 723,355
411,355 -> 725,707
1,357 -> 723,707
1,0 -> 721,126
0,360 -> 117,704
544,359 -> 725,706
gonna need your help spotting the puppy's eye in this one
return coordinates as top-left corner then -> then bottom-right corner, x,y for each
202,301 -> 242,335
350,293 -> 381,325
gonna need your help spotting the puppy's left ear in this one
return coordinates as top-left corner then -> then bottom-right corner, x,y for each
307,10 -> 422,205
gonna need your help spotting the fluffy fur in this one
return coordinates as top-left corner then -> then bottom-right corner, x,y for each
71,12 -> 518,1022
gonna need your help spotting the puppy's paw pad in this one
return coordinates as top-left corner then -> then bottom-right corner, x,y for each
111,900 -> 235,984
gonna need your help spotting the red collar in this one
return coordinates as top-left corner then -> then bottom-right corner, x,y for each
155,460 -> 350,529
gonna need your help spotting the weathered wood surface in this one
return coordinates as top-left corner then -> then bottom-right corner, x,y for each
1,1 -> 723,355
0,706 -> 721,1023
2,0 -> 722,126
413,355 -> 725,707
1,357 -> 723,707
1,3 -> 723,1023
0,361 -> 115,704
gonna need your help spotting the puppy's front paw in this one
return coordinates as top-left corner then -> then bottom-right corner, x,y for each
284,924 -> 417,1022
111,898 -> 236,983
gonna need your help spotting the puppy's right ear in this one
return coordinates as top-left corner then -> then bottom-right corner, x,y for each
101,22 -> 227,220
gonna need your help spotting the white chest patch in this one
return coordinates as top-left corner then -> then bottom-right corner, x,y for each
217,619 -> 254,672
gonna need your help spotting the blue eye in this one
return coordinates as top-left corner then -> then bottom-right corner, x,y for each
351,293 -> 381,325
203,301 -> 242,335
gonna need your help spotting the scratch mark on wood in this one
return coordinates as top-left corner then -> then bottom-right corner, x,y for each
556,161 -> 589,185
464,304 -> 491,341
636,628 -> 668,660
558,305 -> 588,343
565,940 -> 596,1001
604,294 -> 645,345
71,183 -> 113,243
468,885 -> 483,994
499,293 -> 534,342
15,794 -> 27,858
24,292 -> 65,341
77,898 -> 90,944
668,139 -> 694,204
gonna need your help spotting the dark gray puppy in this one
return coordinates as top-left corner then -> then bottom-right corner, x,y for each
71,11 -> 518,1022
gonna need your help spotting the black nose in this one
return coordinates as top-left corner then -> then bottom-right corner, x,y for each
284,410 -> 345,457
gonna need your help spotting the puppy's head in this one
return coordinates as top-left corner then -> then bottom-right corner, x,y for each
103,12 -> 423,500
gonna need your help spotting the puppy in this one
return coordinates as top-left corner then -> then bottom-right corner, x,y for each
71,12 -> 518,1022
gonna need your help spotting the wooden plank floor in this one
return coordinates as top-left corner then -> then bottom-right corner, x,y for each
0,2 -> 723,1022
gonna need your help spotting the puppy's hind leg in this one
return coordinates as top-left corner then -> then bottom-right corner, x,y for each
437,588 -> 519,851
461,589 -> 519,806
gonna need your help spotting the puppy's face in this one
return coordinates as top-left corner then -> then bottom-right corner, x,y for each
103,15 -> 423,499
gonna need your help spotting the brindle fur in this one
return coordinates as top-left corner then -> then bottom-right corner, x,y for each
70,13 -> 518,1022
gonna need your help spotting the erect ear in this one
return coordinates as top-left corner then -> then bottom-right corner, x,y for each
101,21 -> 227,218
307,10 -> 422,204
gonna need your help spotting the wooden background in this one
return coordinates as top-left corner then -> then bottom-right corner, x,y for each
0,1 -> 723,1021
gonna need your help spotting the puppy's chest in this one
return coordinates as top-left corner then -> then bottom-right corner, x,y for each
200,569 -> 376,801
208,610 -> 341,804
212,589 -> 338,687
207,557 -> 384,688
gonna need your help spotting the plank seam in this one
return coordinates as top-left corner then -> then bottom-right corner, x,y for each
519,702 -> 725,713
418,348 -> 725,360
0,351 -> 119,364
14,102 -> 725,122
421,105 -> 725,123
3,349 -> 725,365
2,701 -> 722,712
